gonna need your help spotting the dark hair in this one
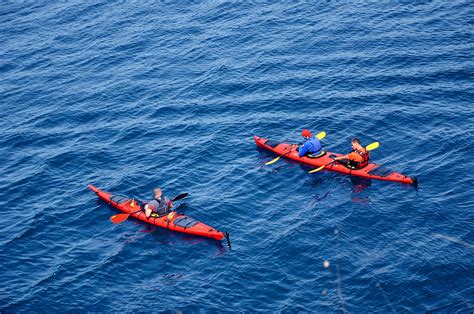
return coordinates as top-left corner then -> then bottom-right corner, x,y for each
351,138 -> 361,144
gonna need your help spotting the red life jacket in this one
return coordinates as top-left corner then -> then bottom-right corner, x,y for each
354,148 -> 370,168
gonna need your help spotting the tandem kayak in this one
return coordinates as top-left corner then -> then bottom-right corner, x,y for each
88,185 -> 230,243
254,136 -> 417,187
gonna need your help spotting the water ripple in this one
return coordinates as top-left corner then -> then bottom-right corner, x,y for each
1,1 -> 473,312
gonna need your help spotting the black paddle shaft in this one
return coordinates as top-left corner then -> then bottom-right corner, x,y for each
171,193 -> 188,202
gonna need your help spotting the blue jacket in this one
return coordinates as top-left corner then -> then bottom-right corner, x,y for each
298,136 -> 322,158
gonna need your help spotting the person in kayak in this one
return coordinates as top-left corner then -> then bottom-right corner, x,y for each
333,138 -> 370,169
298,129 -> 323,158
144,188 -> 173,218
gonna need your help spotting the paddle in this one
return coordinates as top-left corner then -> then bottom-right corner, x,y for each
308,142 -> 379,174
110,193 -> 188,224
170,193 -> 188,202
265,131 -> 326,166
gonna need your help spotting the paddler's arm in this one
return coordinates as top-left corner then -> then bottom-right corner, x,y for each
333,154 -> 349,161
298,141 -> 311,158
144,204 -> 152,218
334,151 -> 358,161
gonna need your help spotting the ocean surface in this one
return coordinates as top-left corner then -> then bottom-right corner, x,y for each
1,1 -> 473,312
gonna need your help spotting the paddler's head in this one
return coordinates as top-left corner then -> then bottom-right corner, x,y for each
351,138 -> 363,150
153,188 -> 162,199
301,129 -> 312,139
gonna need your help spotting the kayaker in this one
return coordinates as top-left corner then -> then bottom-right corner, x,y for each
144,188 -> 173,218
298,129 -> 323,158
333,138 -> 369,169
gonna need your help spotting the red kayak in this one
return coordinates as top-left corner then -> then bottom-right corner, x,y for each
254,135 -> 417,187
88,185 -> 229,243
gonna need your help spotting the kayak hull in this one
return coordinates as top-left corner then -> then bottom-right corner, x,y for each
254,135 -> 417,186
88,185 -> 225,241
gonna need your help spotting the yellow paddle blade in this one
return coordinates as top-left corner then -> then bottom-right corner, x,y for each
265,156 -> 281,165
316,131 -> 326,140
366,142 -> 379,151
308,165 -> 326,174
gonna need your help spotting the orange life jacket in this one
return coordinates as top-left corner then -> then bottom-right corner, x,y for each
353,148 -> 370,168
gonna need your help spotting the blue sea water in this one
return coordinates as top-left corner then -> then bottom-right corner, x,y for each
1,1 -> 473,312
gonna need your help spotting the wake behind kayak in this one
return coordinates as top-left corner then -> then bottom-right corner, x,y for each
89,185 -> 230,245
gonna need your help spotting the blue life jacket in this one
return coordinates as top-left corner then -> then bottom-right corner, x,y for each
298,136 -> 322,158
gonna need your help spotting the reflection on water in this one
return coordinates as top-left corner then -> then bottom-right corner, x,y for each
350,176 -> 372,205
432,233 -> 474,249
350,176 -> 372,193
